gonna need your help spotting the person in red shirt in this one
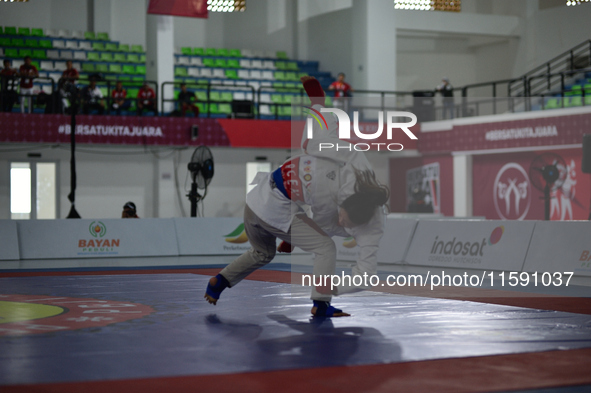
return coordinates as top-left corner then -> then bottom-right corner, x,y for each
19,56 -> 39,113
328,72 -> 352,112
1,59 -> 18,112
137,81 -> 156,116
111,80 -> 131,115
61,60 -> 79,83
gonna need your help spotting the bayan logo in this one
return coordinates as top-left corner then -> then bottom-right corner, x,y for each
224,223 -> 249,244
306,108 -> 418,152
430,226 -> 504,257
79,221 -> 119,253
89,221 -> 106,238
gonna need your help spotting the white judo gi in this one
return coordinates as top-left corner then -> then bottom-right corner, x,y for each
219,104 -> 385,301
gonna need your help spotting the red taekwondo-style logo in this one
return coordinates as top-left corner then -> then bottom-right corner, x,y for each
0,294 -> 154,336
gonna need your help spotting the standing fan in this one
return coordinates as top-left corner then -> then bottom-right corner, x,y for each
529,152 -> 567,220
187,146 -> 214,217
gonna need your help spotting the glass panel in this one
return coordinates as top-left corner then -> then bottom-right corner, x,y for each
10,162 -> 31,220
36,162 -> 57,219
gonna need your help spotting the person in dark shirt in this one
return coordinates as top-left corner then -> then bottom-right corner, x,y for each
19,56 -> 39,113
436,77 -> 454,119
178,83 -> 199,117
1,59 -> 18,112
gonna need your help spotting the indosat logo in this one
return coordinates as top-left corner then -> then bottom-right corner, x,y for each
428,226 -> 504,264
304,107 -> 418,152
78,221 -> 120,255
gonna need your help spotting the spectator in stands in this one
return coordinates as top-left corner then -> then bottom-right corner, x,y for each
328,72 -> 352,112
1,59 -> 18,113
178,83 -> 199,117
81,78 -> 105,115
61,60 -> 79,83
436,77 -> 454,119
111,81 -> 131,115
18,56 -> 39,114
137,81 -> 156,116
121,201 -> 139,218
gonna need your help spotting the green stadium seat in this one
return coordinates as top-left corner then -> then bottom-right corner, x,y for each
279,106 -> 292,117
209,91 -> 221,101
135,65 -> 146,75
196,91 -> 207,101
225,69 -> 238,79
100,53 -> 114,62
5,48 -> 19,58
286,62 -> 298,71
87,52 -> 100,61
324,96 -> 333,106
181,47 -> 193,55
11,38 -> 25,47
214,59 -> 227,68
175,67 -> 188,77
31,61 -> 39,69
39,39 -> 52,49
274,71 -> 286,81
114,53 -> 127,62
584,84 -> 591,94
127,54 -> 140,63
285,72 -> 298,81
567,97 -> 582,107
227,59 -> 240,68
95,64 -> 108,73
276,51 -> 288,60
220,92 -> 233,102
275,61 -> 287,70
31,28 -> 44,37
25,39 -> 38,48
196,103 -> 208,113
105,75 -> 117,81
194,48 -> 205,56
109,64 -> 122,74
0,38 -> 12,47
205,48 -> 217,57
32,49 -> 46,59
99,87 -> 108,96
18,27 -> 30,36
97,32 -> 109,41
218,103 -> 232,114
4,27 -> 17,35
19,49 -> 33,57
203,58 -> 215,67
105,43 -> 118,52
118,44 -> 129,52
92,42 -> 105,51
229,49 -> 241,57
118,76 -> 131,81
271,94 -> 283,104
218,49 -> 229,57
84,31 -> 96,40
544,98 -> 560,109
82,63 -> 95,73
131,44 -> 144,53
272,82 -> 284,90
0,27 -> 3,34
127,88 -> 139,98
139,54 -> 146,62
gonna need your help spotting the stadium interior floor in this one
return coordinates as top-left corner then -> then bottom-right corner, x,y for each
1,255 -> 591,393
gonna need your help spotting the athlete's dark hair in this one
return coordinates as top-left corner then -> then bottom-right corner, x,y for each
341,168 -> 389,226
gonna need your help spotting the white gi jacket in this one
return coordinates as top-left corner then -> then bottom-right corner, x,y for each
246,104 -> 385,281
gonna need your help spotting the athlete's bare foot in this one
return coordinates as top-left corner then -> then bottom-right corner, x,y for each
204,276 -> 218,305
311,306 -> 350,318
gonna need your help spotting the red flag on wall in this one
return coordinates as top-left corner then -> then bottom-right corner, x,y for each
148,0 -> 208,18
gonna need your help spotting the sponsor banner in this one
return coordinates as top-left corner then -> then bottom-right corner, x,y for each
17,219 -> 179,259
335,218 -> 418,264
472,148 -> 591,220
0,220 -> 19,261
523,221 -> 591,277
419,111 -> 591,153
405,220 -> 535,271
175,217 -> 252,255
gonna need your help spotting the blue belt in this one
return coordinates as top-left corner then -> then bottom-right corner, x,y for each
272,167 -> 290,199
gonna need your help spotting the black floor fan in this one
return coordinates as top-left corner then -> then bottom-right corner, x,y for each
187,146 -> 214,217
529,153 -> 567,220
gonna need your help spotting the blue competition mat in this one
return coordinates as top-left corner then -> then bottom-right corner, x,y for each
1,273 -> 591,386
